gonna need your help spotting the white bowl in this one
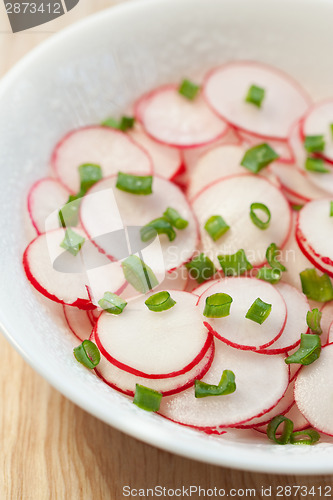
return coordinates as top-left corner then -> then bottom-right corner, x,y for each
1,0 -> 333,474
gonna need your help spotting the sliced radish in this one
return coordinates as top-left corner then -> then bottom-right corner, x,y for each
121,269 -> 188,301
63,305 -> 93,341
237,379 -> 295,429
198,277 -> 286,350
191,279 -> 221,297
187,144 -> 248,200
301,100 -> 333,164
255,400 -> 309,435
128,124 -> 182,180
271,163 -> 329,202
80,175 -> 198,272
23,228 -> 125,309
159,340 -> 289,429
238,130 -> 294,164
135,84 -> 228,148
296,199 -> 333,276
280,213 -> 313,291
51,126 -> 153,192
92,331 -> 214,397
183,128 -> 241,171
191,174 -> 291,268
204,61 -> 310,140
257,283 -> 310,354
294,343 -> 333,436
88,308 -> 101,325
27,178 -> 71,234
94,291 -> 212,378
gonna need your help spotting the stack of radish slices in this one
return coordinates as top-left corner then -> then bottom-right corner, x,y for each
24,61 -> 333,442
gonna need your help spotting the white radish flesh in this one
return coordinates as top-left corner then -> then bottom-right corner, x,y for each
135,85 -> 228,148
121,269 -> 188,301
52,126 -> 153,192
257,282 -> 310,354
129,125 -> 182,180
80,175 -> 198,273
197,277 -> 287,351
320,302 -> 333,345
191,174 -> 291,268
204,62 -> 310,140
63,305 -> 93,341
159,340 -> 289,429
271,163 -> 329,202
95,291 -> 211,377
92,332 -> 214,396
27,178 -> 71,234
294,343 -> 333,436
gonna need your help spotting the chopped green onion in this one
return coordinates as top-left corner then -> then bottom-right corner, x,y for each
73,340 -> 100,369
290,429 -> 320,445
204,215 -> 230,241
266,243 -> 286,272
140,217 -> 176,242
102,115 -> 135,132
178,79 -> 200,100
285,333 -> 321,365
241,144 -> 279,174
185,253 -> 216,284
249,202 -> 271,230
218,249 -> 253,277
330,123 -> 333,139
122,255 -> 159,294
304,135 -> 325,153
291,204 -> 304,211
79,164 -> 103,194
245,297 -> 272,325
306,308 -> 322,335
195,370 -> 236,398
133,384 -> 162,412
163,207 -> 189,230
305,157 -> 329,173
267,415 -> 294,445
145,291 -> 176,312
203,293 -> 233,318
330,201 -> 333,217
257,267 -> 282,284
116,172 -> 153,195
245,84 -> 265,108
59,194 -> 81,228
98,292 -> 127,315
60,228 -> 85,256
300,268 -> 333,302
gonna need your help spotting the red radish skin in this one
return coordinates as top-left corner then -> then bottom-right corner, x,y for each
158,340 -> 289,430
204,61 -> 311,141
94,291 -> 212,379
294,343 -> 333,437
256,282 -> 310,355
191,174 -> 292,268
92,331 -> 214,397
27,177 -> 71,235
135,84 -> 229,149
80,175 -> 199,273
197,277 -> 287,351
128,124 -> 183,180
63,305 -> 93,342
51,126 -> 153,192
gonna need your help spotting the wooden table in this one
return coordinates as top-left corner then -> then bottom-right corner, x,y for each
0,1 -> 331,497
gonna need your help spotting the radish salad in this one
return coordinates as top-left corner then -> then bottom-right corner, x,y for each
24,61 -> 333,445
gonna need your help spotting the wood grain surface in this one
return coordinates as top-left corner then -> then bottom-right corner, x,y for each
0,1 -> 332,498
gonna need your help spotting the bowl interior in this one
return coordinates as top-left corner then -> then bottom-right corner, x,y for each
1,0 -> 333,474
